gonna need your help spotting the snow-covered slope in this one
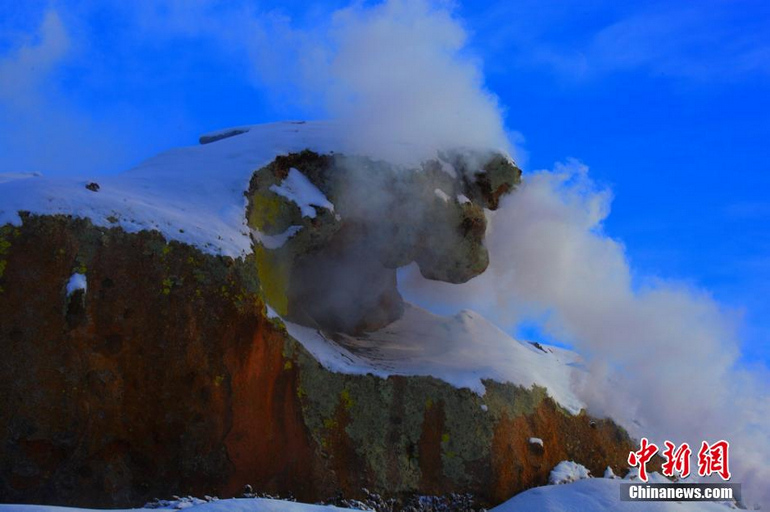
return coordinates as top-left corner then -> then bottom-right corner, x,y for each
490,478 -> 735,512
0,122 -> 475,258
275,302 -> 585,412
0,122 -> 337,257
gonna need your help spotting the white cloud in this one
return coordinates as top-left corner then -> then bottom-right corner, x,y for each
0,10 -> 70,107
473,1 -> 770,82
0,9 -> 129,176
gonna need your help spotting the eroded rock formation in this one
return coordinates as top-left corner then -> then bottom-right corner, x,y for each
0,213 -> 634,509
246,150 -> 520,334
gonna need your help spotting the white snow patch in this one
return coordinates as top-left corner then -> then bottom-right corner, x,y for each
265,305 -> 279,319
603,466 -> 618,479
65,273 -> 87,296
279,303 -> 585,413
457,194 -> 470,204
623,467 -> 672,484
251,226 -> 303,249
0,498 -> 356,512
491,477 -> 736,512
549,461 -> 591,485
434,188 -> 450,203
480,404 -> 488,412
269,168 -> 334,219
529,437 -> 543,447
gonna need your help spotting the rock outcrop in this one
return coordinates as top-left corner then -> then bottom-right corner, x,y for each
0,131 -> 631,507
246,150 -> 519,334
0,213 -> 633,509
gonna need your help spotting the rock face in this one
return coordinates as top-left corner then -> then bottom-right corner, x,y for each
246,151 -> 519,335
0,213 -> 634,509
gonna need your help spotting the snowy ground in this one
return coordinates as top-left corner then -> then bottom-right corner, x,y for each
0,121 -> 466,258
490,478 -> 737,512
0,475 -> 738,512
0,122 -> 341,258
274,302 -> 585,412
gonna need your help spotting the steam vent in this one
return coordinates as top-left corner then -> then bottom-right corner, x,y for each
0,123 -> 634,509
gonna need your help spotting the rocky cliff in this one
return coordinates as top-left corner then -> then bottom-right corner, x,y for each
0,125 -> 635,508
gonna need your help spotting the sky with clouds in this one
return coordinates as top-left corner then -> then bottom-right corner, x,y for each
1,0 -> 768,364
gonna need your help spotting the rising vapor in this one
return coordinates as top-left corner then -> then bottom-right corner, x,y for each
401,161 -> 770,506
257,0 -> 769,506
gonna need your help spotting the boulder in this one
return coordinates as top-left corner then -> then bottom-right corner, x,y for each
0,215 -> 633,509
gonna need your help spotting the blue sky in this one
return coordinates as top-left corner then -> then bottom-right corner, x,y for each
1,0 -> 768,364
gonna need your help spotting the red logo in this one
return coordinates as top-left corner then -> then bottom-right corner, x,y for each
661,441 -> 692,479
629,439 -> 731,482
627,437 -> 658,482
697,440 -> 731,481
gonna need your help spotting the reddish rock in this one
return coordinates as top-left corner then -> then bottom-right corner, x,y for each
0,215 -> 634,509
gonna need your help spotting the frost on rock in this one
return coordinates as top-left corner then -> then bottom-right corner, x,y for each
66,273 -> 87,296
528,437 -> 543,447
548,461 -> 591,485
269,168 -> 334,219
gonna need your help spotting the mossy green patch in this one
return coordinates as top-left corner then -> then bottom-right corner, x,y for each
247,189 -> 296,234
285,328 -> 557,494
254,244 -> 290,316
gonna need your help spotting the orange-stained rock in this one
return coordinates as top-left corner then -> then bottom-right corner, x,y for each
0,215 -> 635,509
222,314 -> 324,502
418,400 -> 446,495
490,400 -> 633,504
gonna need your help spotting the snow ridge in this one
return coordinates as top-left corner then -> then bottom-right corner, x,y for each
278,302 -> 586,413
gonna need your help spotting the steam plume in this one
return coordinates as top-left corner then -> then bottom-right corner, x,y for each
260,0 -> 769,505
257,0 -> 514,162
400,161 -> 770,505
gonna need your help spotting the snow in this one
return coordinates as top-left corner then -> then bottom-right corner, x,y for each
480,404 -> 489,412
623,467 -> 673,484
549,461 -> 591,485
0,499 -> 355,512
265,304 -> 280,319
0,121 -> 513,258
251,226 -> 303,249
490,478 -> 736,512
604,466 -> 618,479
529,437 -> 543,447
65,273 -> 87,296
269,168 -> 334,219
457,194 -> 470,204
278,302 -> 585,413
433,188 -> 450,202
0,122 -> 384,258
